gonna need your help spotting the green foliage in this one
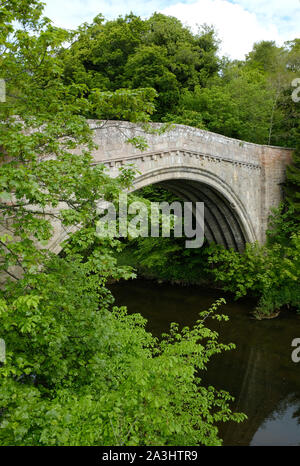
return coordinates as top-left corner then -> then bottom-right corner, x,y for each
0,264 -> 244,445
50,11 -> 300,148
246,40 -> 285,74
124,44 -> 180,116
89,88 -> 158,122
62,13 -> 220,120
0,261 -> 247,446
124,213 -> 299,319
164,68 -> 279,144
125,186 -> 300,319
1,0 -> 297,446
207,234 -> 300,318
162,109 -> 206,129
285,143 -> 300,223
0,0 -> 245,446
122,235 -> 212,284
63,13 -> 147,91
266,203 -> 299,246
119,185 -> 211,283
164,39 -> 299,146
0,0 -> 163,283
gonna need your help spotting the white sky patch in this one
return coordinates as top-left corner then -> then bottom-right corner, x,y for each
161,0 -> 299,59
232,0 -> 300,39
43,0 -> 300,59
43,0 -> 167,29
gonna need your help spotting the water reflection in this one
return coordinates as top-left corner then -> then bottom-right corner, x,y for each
110,279 -> 300,446
251,396 -> 300,446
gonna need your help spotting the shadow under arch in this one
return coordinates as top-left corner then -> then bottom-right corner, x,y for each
130,166 -> 257,252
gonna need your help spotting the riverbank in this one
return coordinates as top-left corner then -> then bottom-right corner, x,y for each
116,221 -> 300,320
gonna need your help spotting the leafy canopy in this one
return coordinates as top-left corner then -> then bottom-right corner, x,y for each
0,0 -> 245,445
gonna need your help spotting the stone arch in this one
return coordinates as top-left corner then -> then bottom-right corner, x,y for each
48,165 -> 257,254
130,166 -> 257,251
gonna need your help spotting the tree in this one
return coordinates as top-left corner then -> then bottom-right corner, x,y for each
124,44 -> 180,117
246,41 -> 284,74
206,233 -> 300,319
63,13 -> 147,93
245,40 -> 300,146
0,0 -> 245,445
285,139 -> 300,222
62,13 -> 220,120
163,66 -> 275,144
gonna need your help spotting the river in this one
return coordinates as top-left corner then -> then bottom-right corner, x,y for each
110,278 -> 300,446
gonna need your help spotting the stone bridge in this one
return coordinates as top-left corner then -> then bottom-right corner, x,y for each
50,121 -> 293,253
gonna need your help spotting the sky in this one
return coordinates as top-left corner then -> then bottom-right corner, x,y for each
43,0 -> 300,59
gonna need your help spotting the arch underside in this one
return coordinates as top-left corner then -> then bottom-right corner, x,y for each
158,179 -> 246,252
132,167 -> 257,252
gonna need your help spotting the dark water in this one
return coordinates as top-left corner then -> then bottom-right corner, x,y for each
110,279 -> 300,446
